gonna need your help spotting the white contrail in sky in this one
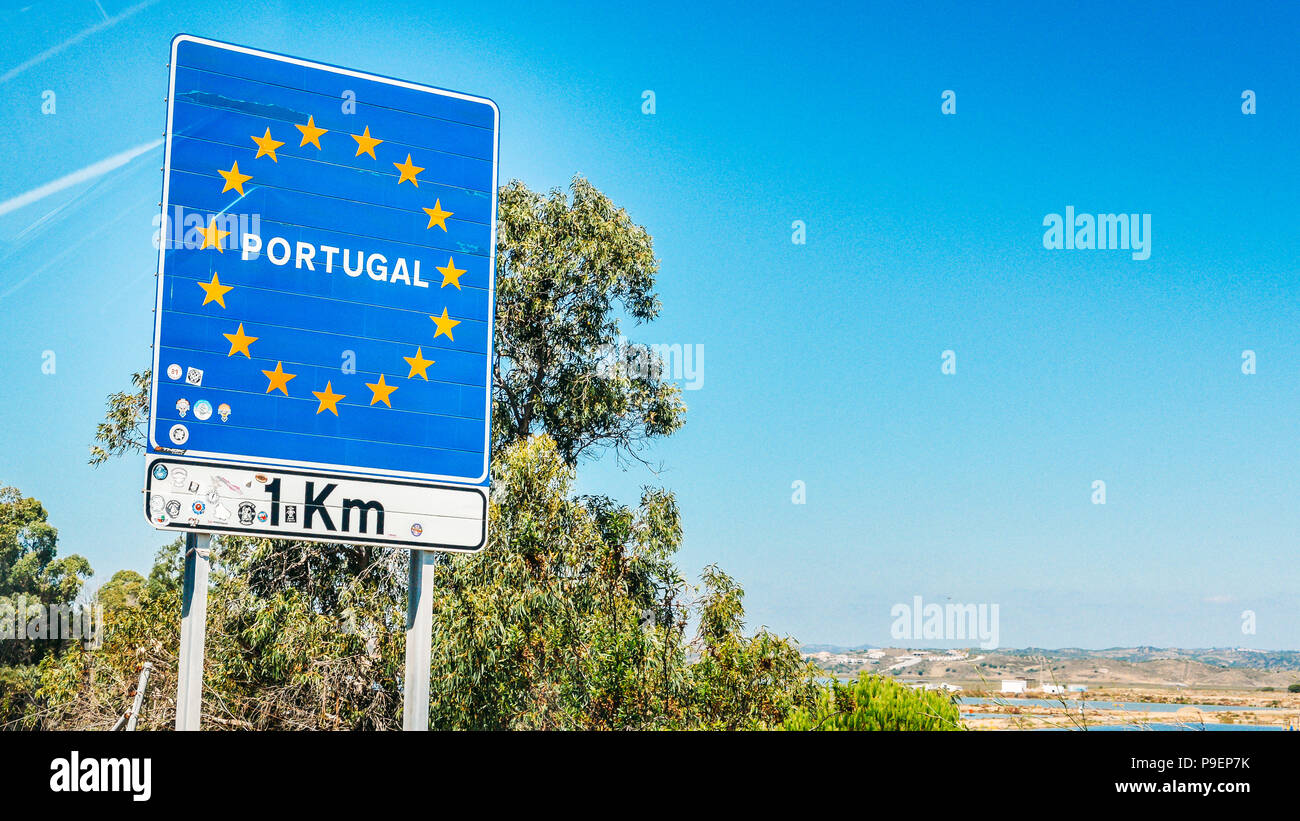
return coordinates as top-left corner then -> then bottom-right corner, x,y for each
0,138 -> 162,217
0,0 -> 160,84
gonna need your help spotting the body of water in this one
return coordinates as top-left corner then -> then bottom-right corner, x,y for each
958,697 -> 1278,713
961,714 -> 1290,731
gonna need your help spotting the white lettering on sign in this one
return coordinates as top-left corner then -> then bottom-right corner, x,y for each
240,232 -> 431,289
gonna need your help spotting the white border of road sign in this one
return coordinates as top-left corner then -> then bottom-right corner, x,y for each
146,456 -> 488,551
147,34 -> 499,486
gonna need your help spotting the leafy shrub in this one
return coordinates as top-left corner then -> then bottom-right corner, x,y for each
781,673 -> 963,731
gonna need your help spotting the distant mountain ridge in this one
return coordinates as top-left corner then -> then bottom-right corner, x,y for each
797,644 -> 1300,671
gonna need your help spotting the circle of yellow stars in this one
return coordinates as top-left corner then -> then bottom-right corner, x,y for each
192,112 -> 473,418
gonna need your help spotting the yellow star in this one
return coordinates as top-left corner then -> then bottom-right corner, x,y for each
431,308 -> 461,341
365,373 -> 398,407
312,381 -> 345,416
422,199 -> 453,231
222,323 -> 258,358
351,126 -> 383,159
250,128 -> 284,162
436,256 -> 466,290
197,272 -> 233,307
199,218 -> 230,252
295,115 -> 328,149
403,346 -> 434,380
261,361 -> 296,395
217,161 -> 253,196
393,153 -> 423,186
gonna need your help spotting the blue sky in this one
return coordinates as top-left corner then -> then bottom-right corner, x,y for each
1,0 -> 1297,648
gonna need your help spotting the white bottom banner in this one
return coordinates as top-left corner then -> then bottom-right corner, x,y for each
144,456 -> 487,551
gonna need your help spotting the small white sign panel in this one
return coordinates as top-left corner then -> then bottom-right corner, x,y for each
145,457 -> 486,551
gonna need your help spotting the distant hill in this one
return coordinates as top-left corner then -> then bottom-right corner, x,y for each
800,645 -> 1300,689
795,643 -> 878,654
800,644 -> 1300,668
1002,647 -> 1300,671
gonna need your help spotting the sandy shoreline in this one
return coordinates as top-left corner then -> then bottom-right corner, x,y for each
960,688 -> 1300,730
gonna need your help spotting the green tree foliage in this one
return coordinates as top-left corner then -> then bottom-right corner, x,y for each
96,570 -> 145,616
88,370 -> 150,467
687,565 -> 819,728
427,435 -> 690,729
0,665 -> 40,726
0,487 -> 94,724
0,486 -> 91,605
781,674 -> 964,731
146,537 -> 185,597
30,589 -> 177,731
427,436 -> 820,729
27,541 -> 406,730
0,487 -> 92,668
493,177 -> 685,465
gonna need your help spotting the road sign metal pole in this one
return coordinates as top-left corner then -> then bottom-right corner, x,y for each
175,533 -> 211,731
402,549 -> 436,731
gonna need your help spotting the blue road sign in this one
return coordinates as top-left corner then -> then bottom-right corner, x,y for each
145,35 -> 498,550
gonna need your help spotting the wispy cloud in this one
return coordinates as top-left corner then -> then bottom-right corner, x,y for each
0,202 -> 137,302
0,138 -> 161,217
0,0 -> 160,85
